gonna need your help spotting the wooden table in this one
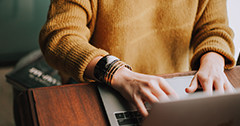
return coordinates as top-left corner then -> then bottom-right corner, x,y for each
18,66 -> 240,126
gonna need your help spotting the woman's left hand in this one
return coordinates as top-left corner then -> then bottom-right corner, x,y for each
186,52 -> 234,94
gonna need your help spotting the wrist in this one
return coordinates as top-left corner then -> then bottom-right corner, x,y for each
111,67 -> 133,87
200,52 -> 225,69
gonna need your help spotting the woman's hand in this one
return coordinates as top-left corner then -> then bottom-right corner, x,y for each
186,52 -> 234,94
84,56 -> 178,117
111,67 -> 178,117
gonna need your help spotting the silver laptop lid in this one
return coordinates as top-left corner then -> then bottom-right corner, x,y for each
142,88 -> 240,126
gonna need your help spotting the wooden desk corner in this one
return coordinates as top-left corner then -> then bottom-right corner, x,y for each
19,83 -> 110,126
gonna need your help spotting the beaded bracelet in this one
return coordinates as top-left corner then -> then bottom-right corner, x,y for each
94,55 -> 132,86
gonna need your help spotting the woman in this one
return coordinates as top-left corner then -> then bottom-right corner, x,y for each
39,0 -> 236,117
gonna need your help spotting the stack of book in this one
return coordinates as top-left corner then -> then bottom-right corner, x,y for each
5,49 -> 62,91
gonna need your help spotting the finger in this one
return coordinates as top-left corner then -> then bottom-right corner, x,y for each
185,75 -> 198,93
157,78 -> 179,98
153,90 -> 170,102
158,94 -> 170,102
150,82 -> 175,100
223,76 -> 234,93
142,90 -> 160,104
200,78 -> 213,94
213,79 -> 224,94
147,79 -> 167,99
134,97 -> 148,117
224,82 -> 234,93
141,87 -> 169,103
222,74 -> 234,93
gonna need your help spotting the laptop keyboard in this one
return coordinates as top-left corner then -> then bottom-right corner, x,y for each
115,111 -> 144,126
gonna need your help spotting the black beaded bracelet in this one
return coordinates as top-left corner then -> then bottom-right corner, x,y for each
94,55 -> 120,84
94,55 -> 132,86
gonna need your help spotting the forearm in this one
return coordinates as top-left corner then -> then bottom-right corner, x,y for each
39,0 -> 108,82
190,0 -> 235,70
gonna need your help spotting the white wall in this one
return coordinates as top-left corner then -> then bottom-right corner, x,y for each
227,0 -> 240,60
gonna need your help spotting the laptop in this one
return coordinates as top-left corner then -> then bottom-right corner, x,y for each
98,75 -> 240,126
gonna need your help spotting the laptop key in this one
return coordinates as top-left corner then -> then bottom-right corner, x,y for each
133,111 -> 142,117
118,118 -> 139,125
115,113 -> 125,119
138,117 -> 144,123
124,112 -> 134,118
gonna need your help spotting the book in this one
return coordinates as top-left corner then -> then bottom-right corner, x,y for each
6,49 -> 62,91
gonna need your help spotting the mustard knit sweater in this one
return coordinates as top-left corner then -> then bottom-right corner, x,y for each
39,0 -> 235,82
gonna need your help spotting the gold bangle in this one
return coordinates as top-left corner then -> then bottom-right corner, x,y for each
104,61 -> 132,86
105,61 -> 124,86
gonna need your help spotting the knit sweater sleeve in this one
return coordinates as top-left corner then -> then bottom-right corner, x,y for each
190,0 -> 235,70
39,0 -> 108,82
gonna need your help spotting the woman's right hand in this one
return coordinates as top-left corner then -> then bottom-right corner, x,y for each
83,56 -> 178,117
111,67 -> 179,117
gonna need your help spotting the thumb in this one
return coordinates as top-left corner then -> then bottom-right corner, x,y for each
185,76 -> 198,93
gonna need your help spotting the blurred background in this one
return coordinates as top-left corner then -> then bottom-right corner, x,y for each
0,0 -> 50,125
0,0 -> 50,65
0,0 -> 239,126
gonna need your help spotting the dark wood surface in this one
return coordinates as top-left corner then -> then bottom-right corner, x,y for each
19,66 -> 240,126
19,83 -> 110,126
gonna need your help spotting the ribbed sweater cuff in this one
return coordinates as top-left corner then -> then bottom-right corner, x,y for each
190,38 -> 236,70
67,48 -> 109,83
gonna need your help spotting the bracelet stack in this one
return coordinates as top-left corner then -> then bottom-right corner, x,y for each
94,55 -> 132,86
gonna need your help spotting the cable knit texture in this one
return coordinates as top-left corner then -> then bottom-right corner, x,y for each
39,0 -> 235,82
